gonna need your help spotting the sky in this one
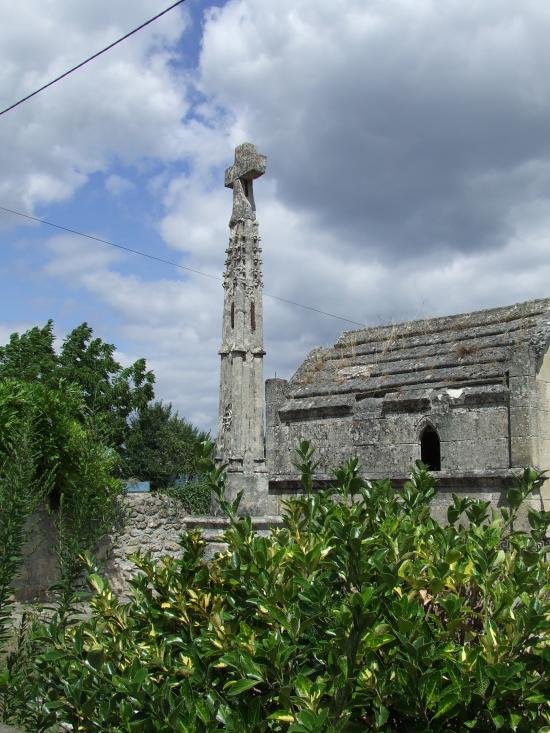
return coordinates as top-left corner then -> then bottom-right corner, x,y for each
1,0 -> 550,433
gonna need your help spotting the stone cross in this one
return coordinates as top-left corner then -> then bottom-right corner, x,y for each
225,142 -> 267,223
224,142 -> 267,188
216,142 -> 271,515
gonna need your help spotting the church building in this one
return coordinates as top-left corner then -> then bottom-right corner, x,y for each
217,144 -> 550,520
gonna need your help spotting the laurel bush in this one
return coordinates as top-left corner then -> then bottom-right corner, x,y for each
3,442 -> 550,732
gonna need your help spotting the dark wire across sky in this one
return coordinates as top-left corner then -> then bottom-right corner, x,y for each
0,0 -> 365,329
0,205 -> 366,329
0,0 -> 188,117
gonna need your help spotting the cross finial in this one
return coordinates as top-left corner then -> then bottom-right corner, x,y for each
225,143 -> 267,224
224,142 -> 266,189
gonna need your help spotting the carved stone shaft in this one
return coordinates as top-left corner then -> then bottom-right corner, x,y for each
217,144 -> 267,477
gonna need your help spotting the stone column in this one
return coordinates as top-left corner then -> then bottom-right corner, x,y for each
216,143 -> 272,515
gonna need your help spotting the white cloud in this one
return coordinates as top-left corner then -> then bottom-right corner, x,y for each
105,174 -> 135,196
0,0 -> 191,214
5,0 -> 550,433
42,234 -> 221,429
0,321 -> 37,346
45,234 -> 121,276
197,0 -> 550,260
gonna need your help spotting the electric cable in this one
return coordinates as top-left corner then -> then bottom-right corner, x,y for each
0,205 -> 366,328
0,0 -> 188,117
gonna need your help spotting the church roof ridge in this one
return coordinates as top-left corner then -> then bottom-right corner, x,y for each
337,297 -> 550,346
287,296 -> 550,398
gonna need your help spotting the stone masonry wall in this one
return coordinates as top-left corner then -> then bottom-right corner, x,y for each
17,493 -> 281,601
16,494 -> 193,601
101,493 -> 190,596
102,496 -> 280,595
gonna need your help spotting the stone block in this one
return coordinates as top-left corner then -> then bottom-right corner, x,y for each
509,407 -> 532,438
352,397 -> 383,417
222,470 -> 275,516
351,416 -> 381,445
510,436 -> 535,467
439,407 -> 508,442
286,418 -> 353,448
534,437 -> 550,472
354,443 -> 418,474
378,414 -> 428,445
265,378 -> 288,427
507,346 -> 535,377
536,409 -> 550,438
443,438 -> 509,471
535,379 -> 550,405
509,375 -> 536,405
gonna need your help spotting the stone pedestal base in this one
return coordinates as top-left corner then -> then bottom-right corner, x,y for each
213,463 -> 276,516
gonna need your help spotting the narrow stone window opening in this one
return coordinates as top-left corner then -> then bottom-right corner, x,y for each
231,302 -> 235,329
251,301 -> 256,331
420,426 -> 441,471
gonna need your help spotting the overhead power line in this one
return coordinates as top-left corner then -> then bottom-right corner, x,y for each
0,205 -> 366,328
0,0 -> 188,117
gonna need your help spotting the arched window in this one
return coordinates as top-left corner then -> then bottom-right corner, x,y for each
231,302 -> 235,329
420,425 -> 441,471
250,301 -> 256,331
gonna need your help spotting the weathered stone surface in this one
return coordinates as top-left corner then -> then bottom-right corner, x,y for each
286,299 -> 550,398
15,510 -> 58,601
224,142 -> 267,188
217,143 -> 270,513
265,378 -> 288,427
266,297 -> 550,512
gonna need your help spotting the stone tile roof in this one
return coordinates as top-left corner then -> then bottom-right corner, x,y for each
288,298 -> 550,399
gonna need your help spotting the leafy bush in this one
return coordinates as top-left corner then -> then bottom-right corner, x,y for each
3,443 -> 550,732
164,475 -> 211,515
0,418 -> 50,650
0,379 -> 123,621
0,379 -> 120,510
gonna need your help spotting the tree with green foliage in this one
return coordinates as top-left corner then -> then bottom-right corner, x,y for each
0,321 -> 57,384
0,379 -> 124,638
123,401 -> 209,489
58,322 -> 154,448
0,321 -> 155,449
3,443 -> 550,732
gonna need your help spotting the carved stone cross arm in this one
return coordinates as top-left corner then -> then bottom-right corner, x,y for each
224,142 -> 266,188
225,142 -> 267,223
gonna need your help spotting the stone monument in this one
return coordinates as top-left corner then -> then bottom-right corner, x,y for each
216,143 -> 272,514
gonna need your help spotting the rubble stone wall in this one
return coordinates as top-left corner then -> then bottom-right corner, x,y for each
101,493 -> 190,595
16,494 -> 281,601
17,494 -> 193,601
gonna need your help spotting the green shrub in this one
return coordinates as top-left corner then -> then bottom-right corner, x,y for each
163,475 -> 211,515
0,380 -> 123,620
0,419 -> 50,652
0,380 -> 122,514
4,443 -> 550,732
